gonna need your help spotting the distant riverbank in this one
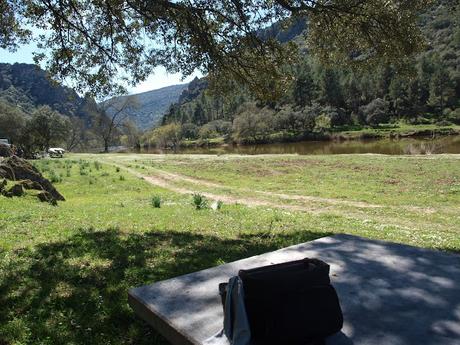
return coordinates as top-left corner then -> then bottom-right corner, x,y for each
138,124 -> 457,155
177,124 -> 460,149
135,130 -> 460,156
329,124 -> 460,140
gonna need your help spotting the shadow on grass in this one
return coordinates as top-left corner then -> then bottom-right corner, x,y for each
0,228 -> 329,345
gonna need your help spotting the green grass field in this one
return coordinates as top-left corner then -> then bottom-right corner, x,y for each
1,153 -> 459,345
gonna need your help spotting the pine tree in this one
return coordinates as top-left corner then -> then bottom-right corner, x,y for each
388,76 -> 410,118
293,65 -> 315,107
317,69 -> 343,107
429,60 -> 455,116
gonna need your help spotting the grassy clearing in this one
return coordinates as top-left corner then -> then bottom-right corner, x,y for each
1,153 -> 459,345
114,154 -> 460,245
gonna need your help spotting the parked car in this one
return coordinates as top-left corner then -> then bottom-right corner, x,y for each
48,147 -> 66,158
0,138 -> 10,146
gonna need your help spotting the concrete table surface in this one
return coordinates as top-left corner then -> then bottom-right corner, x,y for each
128,234 -> 460,345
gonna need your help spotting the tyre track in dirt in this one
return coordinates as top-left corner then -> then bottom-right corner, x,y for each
118,164 -> 324,213
108,160 -> 452,232
153,169 -> 383,209
142,167 -> 441,214
110,159 -> 438,215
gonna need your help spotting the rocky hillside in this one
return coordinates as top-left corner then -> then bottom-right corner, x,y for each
103,83 -> 188,130
0,63 -> 98,123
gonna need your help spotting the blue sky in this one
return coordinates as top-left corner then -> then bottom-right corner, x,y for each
0,43 -> 201,95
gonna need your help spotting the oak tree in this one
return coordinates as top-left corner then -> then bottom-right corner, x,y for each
1,0 -> 431,99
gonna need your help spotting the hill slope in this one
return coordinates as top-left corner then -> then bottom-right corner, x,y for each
103,83 -> 188,130
0,63 -> 98,123
160,1 -> 460,143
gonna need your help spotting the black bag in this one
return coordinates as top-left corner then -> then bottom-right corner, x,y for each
220,258 -> 343,345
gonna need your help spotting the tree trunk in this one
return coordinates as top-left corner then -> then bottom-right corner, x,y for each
104,138 -> 109,153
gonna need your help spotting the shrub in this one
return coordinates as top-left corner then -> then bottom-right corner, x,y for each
314,114 -> 332,132
360,98 -> 390,126
274,105 -> 316,133
145,123 -> 182,149
198,124 -> 219,139
232,103 -> 275,143
49,170 -> 62,183
407,116 -> 432,125
211,200 -> 223,210
447,108 -> 460,125
201,120 -> 232,137
192,193 -> 208,210
320,106 -> 349,127
181,123 -> 199,139
435,120 -> 452,126
151,195 -> 162,208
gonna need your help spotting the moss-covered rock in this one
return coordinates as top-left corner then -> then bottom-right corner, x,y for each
0,156 -> 65,203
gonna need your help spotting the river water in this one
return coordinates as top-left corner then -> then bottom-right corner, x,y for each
138,135 -> 460,155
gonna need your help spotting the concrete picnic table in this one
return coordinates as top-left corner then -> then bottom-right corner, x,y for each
128,234 -> 460,345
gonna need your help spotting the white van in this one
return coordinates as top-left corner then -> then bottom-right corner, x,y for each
0,138 -> 10,146
48,147 -> 66,158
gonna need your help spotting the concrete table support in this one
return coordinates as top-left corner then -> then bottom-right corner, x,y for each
128,234 -> 460,345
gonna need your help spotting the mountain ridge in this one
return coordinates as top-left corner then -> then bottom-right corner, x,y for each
103,83 -> 188,130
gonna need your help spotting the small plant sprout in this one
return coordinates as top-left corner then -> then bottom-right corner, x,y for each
192,193 -> 208,210
119,175 -> 125,181
49,170 -> 62,183
211,200 -> 223,211
151,195 -> 161,208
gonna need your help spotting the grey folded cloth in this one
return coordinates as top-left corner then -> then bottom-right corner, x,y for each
204,276 -> 251,345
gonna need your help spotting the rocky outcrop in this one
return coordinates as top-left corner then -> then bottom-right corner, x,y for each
37,191 -> 58,205
19,179 -> 44,190
4,184 -> 24,197
0,179 -> 6,193
0,143 -> 13,157
0,156 -> 65,204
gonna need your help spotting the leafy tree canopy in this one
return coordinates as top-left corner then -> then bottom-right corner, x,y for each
1,0 -> 431,99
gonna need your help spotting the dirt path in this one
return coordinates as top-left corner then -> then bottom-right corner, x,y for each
110,160 -> 436,214
119,164 -> 323,213
152,169 -> 384,209
106,160 -> 449,233
141,165 -> 440,214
